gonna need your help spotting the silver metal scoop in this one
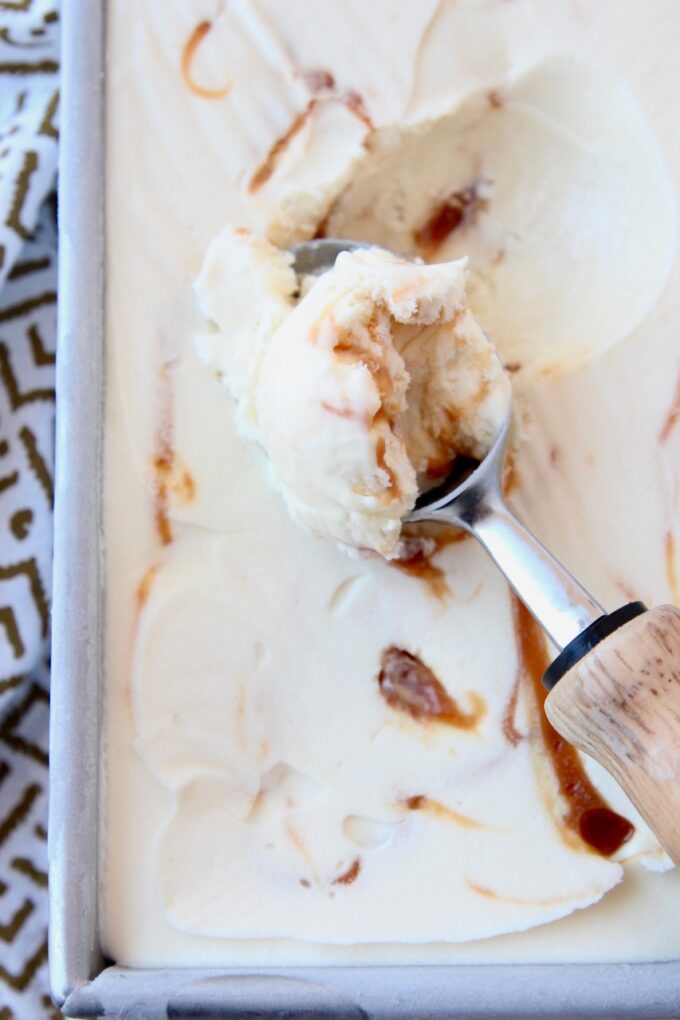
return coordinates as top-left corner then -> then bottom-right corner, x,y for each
291,238 -> 605,652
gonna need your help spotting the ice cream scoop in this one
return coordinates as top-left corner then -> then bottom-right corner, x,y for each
293,238 -> 680,869
197,227 -> 510,559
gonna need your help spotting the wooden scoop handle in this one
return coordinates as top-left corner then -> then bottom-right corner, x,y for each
545,604 -> 680,866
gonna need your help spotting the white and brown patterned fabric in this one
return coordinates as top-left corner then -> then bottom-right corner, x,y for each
0,661 -> 55,1020
0,0 -> 58,293
0,206 -> 55,704
0,0 -> 58,698
0,1 -> 60,1017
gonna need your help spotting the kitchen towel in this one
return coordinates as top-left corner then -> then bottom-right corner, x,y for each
0,0 -> 60,1017
0,0 -> 59,704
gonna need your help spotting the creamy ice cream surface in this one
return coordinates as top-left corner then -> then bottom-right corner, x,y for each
195,232 -> 510,557
102,0 -> 680,968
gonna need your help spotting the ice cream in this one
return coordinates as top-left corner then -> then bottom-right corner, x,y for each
102,0 -> 680,969
195,231 -> 510,557
296,59 -> 675,376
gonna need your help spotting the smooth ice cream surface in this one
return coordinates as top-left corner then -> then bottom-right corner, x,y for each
196,233 -> 510,557
103,0 -> 680,967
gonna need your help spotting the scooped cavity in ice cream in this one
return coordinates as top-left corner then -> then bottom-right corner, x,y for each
195,227 -> 510,558
318,59 -> 675,375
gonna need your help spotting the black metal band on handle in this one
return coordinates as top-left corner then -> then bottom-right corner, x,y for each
542,601 -> 648,691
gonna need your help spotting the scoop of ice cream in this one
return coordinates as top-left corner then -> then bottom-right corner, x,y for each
195,230 -> 510,557
194,228 -> 298,438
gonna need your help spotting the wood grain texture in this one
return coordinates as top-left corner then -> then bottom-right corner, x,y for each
545,604 -> 680,865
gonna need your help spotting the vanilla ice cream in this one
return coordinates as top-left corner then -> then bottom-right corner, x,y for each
102,0 -> 680,969
311,59 -> 675,376
195,232 -> 509,557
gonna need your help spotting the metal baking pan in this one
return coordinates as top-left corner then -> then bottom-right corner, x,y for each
48,1 -> 680,1016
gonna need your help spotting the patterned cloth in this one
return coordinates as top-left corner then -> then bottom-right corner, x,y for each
0,207 -> 55,701
0,661 -> 55,1020
0,0 -> 59,695
0,0 -> 59,294
0,1 -> 60,1017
